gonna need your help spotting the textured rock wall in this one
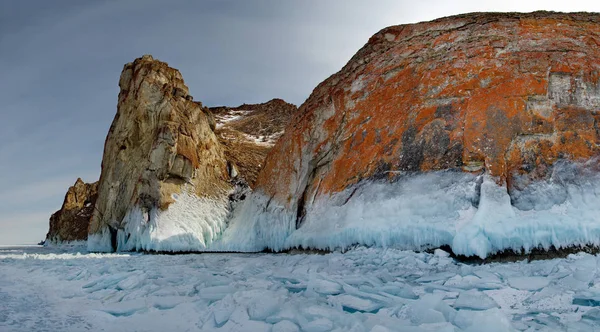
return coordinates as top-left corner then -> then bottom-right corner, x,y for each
88,55 -> 233,252
253,12 -> 600,223
45,179 -> 98,243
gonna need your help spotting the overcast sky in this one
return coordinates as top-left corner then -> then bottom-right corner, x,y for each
1,0 -> 599,244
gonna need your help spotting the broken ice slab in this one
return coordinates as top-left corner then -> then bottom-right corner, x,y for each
328,294 -> 383,313
582,308 -> 600,321
416,272 -> 457,283
453,290 -> 499,310
573,291 -> 600,306
507,276 -> 550,291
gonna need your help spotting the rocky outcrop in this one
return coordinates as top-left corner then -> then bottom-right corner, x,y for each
257,11 -> 600,204
50,12 -> 600,257
45,179 -> 98,243
210,99 -> 297,186
88,55 -> 234,252
211,98 -> 297,143
221,12 -> 600,256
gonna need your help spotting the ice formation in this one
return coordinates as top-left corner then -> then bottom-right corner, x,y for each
3,245 -> 600,331
115,192 -> 230,252
87,226 -> 113,253
217,159 -> 600,258
87,158 -> 600,258
88,192 -> 230,253
211,193 -> 296,252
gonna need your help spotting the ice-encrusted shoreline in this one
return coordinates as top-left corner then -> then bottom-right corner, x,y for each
88,159 -> 600,259
219,159 -> 600,258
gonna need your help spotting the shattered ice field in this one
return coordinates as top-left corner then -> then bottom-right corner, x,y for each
3,245 -> 600,331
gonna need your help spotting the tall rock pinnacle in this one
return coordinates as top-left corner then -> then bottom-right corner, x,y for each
88,55 -> 233,252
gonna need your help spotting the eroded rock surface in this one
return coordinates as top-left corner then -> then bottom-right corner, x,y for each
256,11 -> 600,218
88,55 -> 233,252
50,56 -> 294,248
45,179 -> 98,243
210,99 -> 297,186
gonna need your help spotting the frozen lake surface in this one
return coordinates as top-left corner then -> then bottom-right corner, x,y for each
1,245 -> 600,331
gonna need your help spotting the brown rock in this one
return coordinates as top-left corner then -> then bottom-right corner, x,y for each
211,98 -> 298,141
45,179 -> 98,243
87,55 -> 233,252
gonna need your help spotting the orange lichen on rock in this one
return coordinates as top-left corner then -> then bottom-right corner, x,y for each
254,12 -> 600,220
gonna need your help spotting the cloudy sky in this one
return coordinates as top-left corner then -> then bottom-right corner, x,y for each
1,0 -> 599,244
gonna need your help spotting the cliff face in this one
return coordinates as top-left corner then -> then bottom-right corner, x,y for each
88,55 -> 234,252
256,11 -> 600,210
220,12 -> 600,256
83,55 -> 296,252
45,179 -> 98,243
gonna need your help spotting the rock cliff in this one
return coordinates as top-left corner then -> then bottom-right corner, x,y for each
221,12 -> 600,257
45,179 -> 98,244
84,55 -> 296,252
258,11 -> 600,207
87,55 -> 234,252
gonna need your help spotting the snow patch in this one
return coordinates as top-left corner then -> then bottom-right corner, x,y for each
215,110 -> 251,129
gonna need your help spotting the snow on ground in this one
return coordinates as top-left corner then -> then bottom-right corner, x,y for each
2,245 -> 600,331
240,131 -> 281,146
214,110 -> 251,129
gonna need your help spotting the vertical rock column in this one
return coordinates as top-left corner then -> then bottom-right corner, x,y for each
88,55 -> 233,252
